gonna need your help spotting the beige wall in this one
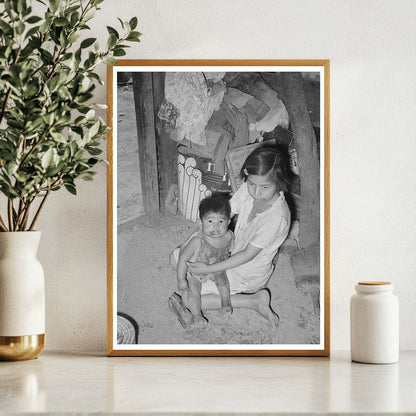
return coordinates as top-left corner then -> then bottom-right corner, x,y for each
36,0 -> 416,351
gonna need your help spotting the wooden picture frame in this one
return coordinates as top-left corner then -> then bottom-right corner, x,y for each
107,60 -> 330,356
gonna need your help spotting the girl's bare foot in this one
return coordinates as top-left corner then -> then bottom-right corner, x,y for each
253,289 -> 280,328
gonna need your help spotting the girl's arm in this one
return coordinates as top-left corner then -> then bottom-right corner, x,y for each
187,243 -> 261,274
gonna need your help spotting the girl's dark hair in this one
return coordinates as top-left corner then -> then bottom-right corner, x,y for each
199,193 -> 231,220
240,146 -> 290,192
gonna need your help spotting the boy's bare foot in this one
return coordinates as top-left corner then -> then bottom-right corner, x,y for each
192,316 -> 209,328
168,293 -> 194,327
220,306 -> 233,315
253,289 -> 279,328
181,290 -> 209,325
177,278 -> 188,291
181,290 -> 191,309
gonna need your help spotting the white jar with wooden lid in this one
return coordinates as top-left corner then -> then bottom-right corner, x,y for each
350,281 -> 399,364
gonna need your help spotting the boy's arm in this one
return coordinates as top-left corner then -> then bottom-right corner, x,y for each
176,237 -> 200,287
187,243 -> 261,274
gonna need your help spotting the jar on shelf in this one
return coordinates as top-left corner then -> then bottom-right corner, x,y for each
350,281 -> 399,364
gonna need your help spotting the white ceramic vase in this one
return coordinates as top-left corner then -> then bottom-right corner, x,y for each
350,281 -> 399,364
0,231 -> 45,361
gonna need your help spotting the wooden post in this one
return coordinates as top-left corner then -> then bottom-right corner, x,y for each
263,72 -> 320,248
132,72 -> 160,213
152,73 -> 178,211
281,72 -> 320,248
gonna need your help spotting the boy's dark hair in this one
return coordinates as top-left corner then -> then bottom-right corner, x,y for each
199,193 -> 231,220
240,146 -> 290,192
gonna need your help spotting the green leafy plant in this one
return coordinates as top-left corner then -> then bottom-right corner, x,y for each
0,0 -> 140,231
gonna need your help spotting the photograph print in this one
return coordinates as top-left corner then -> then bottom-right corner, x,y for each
107,60 -> 329,356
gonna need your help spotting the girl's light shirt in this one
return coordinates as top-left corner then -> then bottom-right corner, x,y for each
227,182 -> 291,292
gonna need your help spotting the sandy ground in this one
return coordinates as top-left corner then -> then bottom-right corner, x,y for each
117,213 -> 320,345
116,83 -> 320,346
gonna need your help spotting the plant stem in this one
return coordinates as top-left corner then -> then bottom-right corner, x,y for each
7,199 -> 14,231
20,200 -> 33,231
0,214 -> 8,232
14,208 -> 20,231
29,189 -> 50,231
14,199 -> 26,231
0,88 -> 12,126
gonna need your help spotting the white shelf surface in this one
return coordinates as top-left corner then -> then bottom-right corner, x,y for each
1,350 -> 415,414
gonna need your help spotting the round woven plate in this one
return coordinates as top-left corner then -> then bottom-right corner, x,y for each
117,313 -> 138,344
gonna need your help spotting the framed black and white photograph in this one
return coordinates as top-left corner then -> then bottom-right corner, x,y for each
107,60 -> 330,356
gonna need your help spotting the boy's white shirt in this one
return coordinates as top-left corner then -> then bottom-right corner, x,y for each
228,182 -> 291,292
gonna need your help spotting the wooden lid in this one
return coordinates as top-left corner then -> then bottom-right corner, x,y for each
358,281 -> 391,285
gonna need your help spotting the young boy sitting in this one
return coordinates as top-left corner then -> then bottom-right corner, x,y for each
169,194 -> 234,326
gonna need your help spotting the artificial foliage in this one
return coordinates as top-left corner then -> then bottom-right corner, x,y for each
0,0 -> 140,231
